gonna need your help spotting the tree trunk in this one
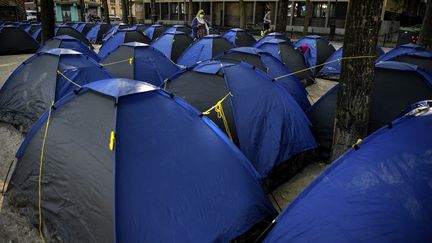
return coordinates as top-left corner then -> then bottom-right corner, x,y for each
330,0 -> 384,161
303,0 -> 312,36
276,0 -> 289,33
102,0 -> 110,24
419,0 -> 432,51
79,0 -> 86,22
129,0 -> 134,25
150,0 -> 156,24
121,0 -> 128,24
34,0 -> 40,22
239,0 -> 246,29
40,0 -> 55,42
188,0 -> 193,22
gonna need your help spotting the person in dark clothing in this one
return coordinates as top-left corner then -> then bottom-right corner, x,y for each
191,9 -> 209,40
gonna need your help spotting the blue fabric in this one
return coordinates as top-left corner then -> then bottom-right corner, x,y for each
254,33 -> 291,48
216,47 -> 311,111
377,44 -> 432,62
132,45 -> 182,86
219,62 -> 316,176
255,39 -> 292,61
150,32 -> 181,59
164,25 -> 192,37
115,88 -> 275,242
294,36 -> 317,68
55,53 -> 112,100
102,25 -> 121,42
222,28 -> 256,47
86,24 -> 101,43
40,35 -> 100,61
177,35 -> 227,67
98,31 -> 127,59
31,27 -> 41,41
264,106 -> 432,243
144,24 -> 163,40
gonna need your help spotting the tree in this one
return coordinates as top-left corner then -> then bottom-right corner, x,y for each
121,0 -> 128,24
79,0 -> 86,21
239,0 -> 246,29
419,0 -> 432,51
188,0 -> 193,22
330,0 -> 384,160
34,0 -> 40,22
102,0 -> 110,24
129,0 -> 134,25
150,0 -> 156,24
40,0 -> 55,42
303,0 -> 312,36
275,0 -> 290,33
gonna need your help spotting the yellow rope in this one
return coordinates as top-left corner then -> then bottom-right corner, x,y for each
202,92 -> 234,141
38,101 -> 54,243
56,70 -> 82,88
274,55 -> 376,80
100,57 -> 134,67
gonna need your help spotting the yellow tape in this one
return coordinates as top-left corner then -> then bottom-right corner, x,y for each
38,101 -> 54,243
202,92 -> 234,141
352,138 -> 363,148
56,70 -> 82,88
100,57 -> 134,67
109,130 -> 115,152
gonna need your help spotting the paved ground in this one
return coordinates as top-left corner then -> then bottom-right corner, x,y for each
0,51 -> 337,241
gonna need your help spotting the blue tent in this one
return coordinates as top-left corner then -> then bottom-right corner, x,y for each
253,32 -> 292,48
55,26 -> 93,48
166,60 -> 317,177
102,23 -> 129,42
164,24 -> 193,37
222,28 -> 256,47
0,48 -> 112,132
75,22 -> 97,36
256,39 -> 315,86
151,31 -> 194,62
264,101 -> 432,243
0,26 -> 39,55
143,24 -> 166,40
308,61 -> 432,159
320,47 -> 385,78
294,35 -> 336,74
7,78 -> 276,242
38,35 -> 100,61
128,23 -> 148,32
86,23 -> 113,44
98,29 -> 151,59
377,44 -> 432,73
177,35 -> 234,67
101,42 -> 182,86
216,47 -> 311,111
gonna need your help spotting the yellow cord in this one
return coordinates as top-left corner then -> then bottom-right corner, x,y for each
38,101 -> 54,243
56,70 -> 82,88
274,55 -> 376,80
202,92 -> 234,141
100,57 -> 134,67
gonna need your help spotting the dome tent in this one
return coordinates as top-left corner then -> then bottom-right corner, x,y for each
263,102 -> 432,243
166,60 -> 317,177
98,29 -> 151,59
377,43 -> 432,74
294,35 -> 336,74
6,79 -> 276,242
38,35 -> 100,61
151,31 -> 194,62
222,28 -> 256,47
144,24 -> 166,40
177,35 -> 234,67
101,42 -> 182,86
0,26 -> 39,55
0,48 -> 112,132
55,26 -> 93,49
308,61 -> 432,159
86,23 -> 113,44
319,46 -> 385,79
216,47 -> 311,111
164,24 -> 193,37
254,32 -> 292,48
102,23 -> 130,42
75,22 -> 97,36
129,23 -> 149,32
256,39 -> 315,86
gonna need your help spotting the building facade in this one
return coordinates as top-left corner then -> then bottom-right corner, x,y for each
0,0 -> 26,21
53,0 -> 102,22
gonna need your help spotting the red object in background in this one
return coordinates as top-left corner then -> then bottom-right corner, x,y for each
299,44 -> 309,55
411,35 -> 418,44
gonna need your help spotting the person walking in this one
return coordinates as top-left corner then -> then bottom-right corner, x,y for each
261,9 -> 272,36
192,9 -> 209,40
